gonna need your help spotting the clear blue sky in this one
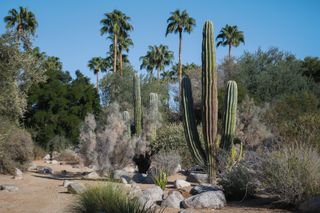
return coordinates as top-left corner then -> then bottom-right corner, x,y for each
1,0 -> 319,83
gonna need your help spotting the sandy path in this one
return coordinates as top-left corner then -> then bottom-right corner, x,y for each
0,161 -> 292,213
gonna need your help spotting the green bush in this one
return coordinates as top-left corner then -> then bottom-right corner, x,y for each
72,184 -> 157,213
153,123 -> 193,169
259,144 -> 320,206
33,144 -> 46,160
151,171 -> 168,190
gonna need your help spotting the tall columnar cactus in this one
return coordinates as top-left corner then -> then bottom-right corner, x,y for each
133,74 -> 142,135
181,20 -> 218,183
221,81 -> 238,150
122,111 -> 131,139
147,93 -> 159,142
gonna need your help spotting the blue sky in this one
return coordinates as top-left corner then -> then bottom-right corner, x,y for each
1,0 -> 320,83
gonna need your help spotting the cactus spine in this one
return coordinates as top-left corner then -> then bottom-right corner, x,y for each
181,20 -> 218,183
221,81 -> 238,150
133,74 -> 142,135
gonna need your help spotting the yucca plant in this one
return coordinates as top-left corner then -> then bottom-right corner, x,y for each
151,170 -> 168,190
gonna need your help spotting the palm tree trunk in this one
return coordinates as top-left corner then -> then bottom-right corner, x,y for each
157,65 -> 161,81
96,71 -> 99,92
119,50 -> 123,75
113,34 -> 117,73
179,30 -> 183,83
228,44 -> 231,61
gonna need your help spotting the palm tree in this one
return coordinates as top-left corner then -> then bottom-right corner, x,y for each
100,10 -> 133,74
4,7 -> 38,45
140,45 -> 174,81
166,10 -> 195,83
216,24 -> 245,60
88,57 -> 108,91
109,34 -> 133,74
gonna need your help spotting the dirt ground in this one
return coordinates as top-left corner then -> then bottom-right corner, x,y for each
0,161 -> 292,213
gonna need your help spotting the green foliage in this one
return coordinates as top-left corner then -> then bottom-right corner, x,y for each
151,171 -> 168,190
72,184 -> 156,213
259,144 -> 320,206
24,61 -> 100,149
301,56 -> 320,83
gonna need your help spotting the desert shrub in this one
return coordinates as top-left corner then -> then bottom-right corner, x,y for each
218,151 -> 259,200
0,126 -> 33,174
154,123 -> 193,168
150,151 -> 181,175
258,144 -> 320,206
72,184 -> 157,213
33,144 -> 46,160
57,149 -> 80,163
151,171 -> 168,190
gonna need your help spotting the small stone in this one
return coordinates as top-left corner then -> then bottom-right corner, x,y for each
186,172 -> 208,183
84,171 -> 100,179
67,182 -> 86,194
182,190 -> 226,209
299,196 -> 320,213
36,166 -> 53,174
174,180 -> 191,189
63,180 -> 73,188
190,184 -> 222,195
0,184 -> 19,192
161,191 -> 184,208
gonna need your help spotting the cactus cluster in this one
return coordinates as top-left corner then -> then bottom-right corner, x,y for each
181,20 -> 240,183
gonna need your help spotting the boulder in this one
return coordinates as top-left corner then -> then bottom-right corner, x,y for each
186,172 -> 208,183
84,171 -> 100,179
181,190 -> 226,209
161,191 -> 184,208
13,168 -> 23,180
174,180 -> 191,189
67,182 -> 86,194
131,173 -> 153,184
299,196 -> 320,213
43,154 -> 50,160
0,184 -> 19,192
63,180 -> 73,188
138,186 -> 163,208
190,184 -> 222,195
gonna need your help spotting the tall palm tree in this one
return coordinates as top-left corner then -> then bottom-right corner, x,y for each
4,7 -> 38,44
216,24 -> 245,60
88,57 -> 108,91
109,34 -> 133,74
140,45 -> 174,81
166,10 -> 195,83
100,10 -> 133,74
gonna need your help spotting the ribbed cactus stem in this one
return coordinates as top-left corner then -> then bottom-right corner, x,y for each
122,111 -> 131,139
133,74 -> 142,135
148,93 -> 159,142
222,81 -> 238,150
202,20 -> 218,184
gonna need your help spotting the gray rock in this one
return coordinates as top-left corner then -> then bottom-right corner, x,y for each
299,196 -> 320,213
128,185 -> 143,198
0,184 -> 19,192
112,169 -> 135,182
190,184 -> 222,195
178,210 -> 194,213
121,177 -> 128,184
175,179 -> 191,189
181,190 -> 226,209
138,186 -> 163,209
186,172 -> 208,183
13,168 -> 23,180
131,173 -> 153,184
161,191 -> 184,208
67,182 -> 86,194
84,171 -> 100,179
43,154 -> 50,160
36,166 -> 53,174
63,180 -> 73,188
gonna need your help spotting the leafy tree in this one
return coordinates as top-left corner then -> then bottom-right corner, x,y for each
166,9 -> 196,83
88,57 -> 108,91
4,7 -> 38,49
140,45 -> 174,81
100,10 -> 133,74
216,24 -> 244,60
301,57 -> 320,83
24,57 -> 100,148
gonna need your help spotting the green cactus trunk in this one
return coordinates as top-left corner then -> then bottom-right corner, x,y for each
221,81 -> 238,150
181,20 -> 218,184
133,74 -> 142,135
122,111 -> 131,139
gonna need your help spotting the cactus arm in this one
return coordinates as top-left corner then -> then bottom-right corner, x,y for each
221,80 -> 238,150
133,74 -> 142,135
181,76 -> 206,168
202,20 -> 218,183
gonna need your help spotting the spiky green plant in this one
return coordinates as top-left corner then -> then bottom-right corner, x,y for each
181,20 -> 218,184
122,111 -> 131,139
133,74 -> 142,135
